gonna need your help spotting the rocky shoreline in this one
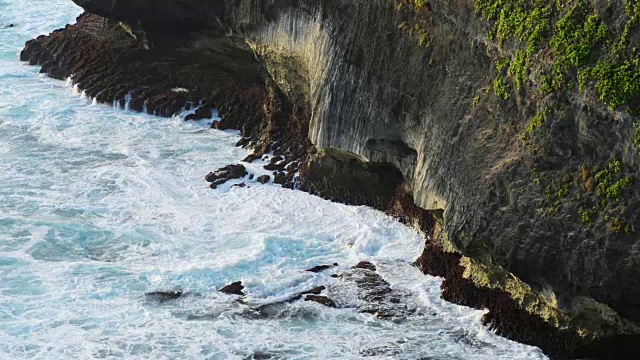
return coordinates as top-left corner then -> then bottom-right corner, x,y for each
20,2 -> 640,358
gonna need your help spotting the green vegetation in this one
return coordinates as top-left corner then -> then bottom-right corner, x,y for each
397,5 -> 432,48
526,111 -> 545,134
583,59 -> 640,110
549,7 -> 608,88
609,217 -> 631,234
472,96 -> 480,108
411,0 -> 430,8
536,160 -> 634,233
493,74 -> 509,99
578,206 -> 597,227
594,160 -> 633,201
475,0 -> 640,115
539,75 -> 553,95
521,108 -> 550,141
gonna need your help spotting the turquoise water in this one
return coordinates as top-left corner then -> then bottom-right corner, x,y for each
0,1 -> 548,359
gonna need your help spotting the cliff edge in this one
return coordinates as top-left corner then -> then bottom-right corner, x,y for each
20,0 -> 640,356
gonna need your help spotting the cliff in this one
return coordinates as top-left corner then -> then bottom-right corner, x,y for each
21,0 -> 640,356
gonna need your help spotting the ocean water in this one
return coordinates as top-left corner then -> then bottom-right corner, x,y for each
0,1 -> 548,359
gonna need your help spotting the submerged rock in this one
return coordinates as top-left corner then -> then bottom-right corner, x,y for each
219,281 -> 245,296
304,295 -> 337,308
305,263 -> 338,273
145,291 -> 185,303
353,261 -> 376,272
300,286 -> 326,295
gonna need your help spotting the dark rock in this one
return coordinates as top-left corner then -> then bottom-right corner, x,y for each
304,295 -> 337,308
46,65 -> 69,80
248,174 -> 255,180
7,24 -> 15,28
232,182 -> 246,188
416,241 -> 586,357
263,162 -> 285,171
572,335 -> 640,360
300,286 -> 326,295
205,164 -> 247,185
353,261 -> 376,271
244,351 -> 275,360
273,171 -> 287,185
285,160 -> 298,171
256,175 -> 270,184
236,137 -> 251,148
284,286 -> 328,303
269,156 -> 284,164
145,291 -> 184,303
184,106 -> 212,121
305,263 -> 339,273
242,154 -> 261,163
219,281 -> 245,296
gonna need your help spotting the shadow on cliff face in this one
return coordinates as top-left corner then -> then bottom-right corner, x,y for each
571,335 -> 640,360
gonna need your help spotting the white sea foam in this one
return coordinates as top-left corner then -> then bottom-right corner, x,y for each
0,1 -> 548,359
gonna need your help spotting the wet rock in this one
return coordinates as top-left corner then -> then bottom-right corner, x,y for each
304,295 -> 337,308
353,261 -> 376,271
244,351 -> 275,360
326,265 -> 418,319
219,281 -> 245,296
242,154 -> 261,163
281,285 -> 328,303
236,137 -> 251,148
145,291 -> 184,303
256,175 -> 270,184
46,65 -> 69,80
7,24 -> 15,28
248,174 -> 255,180
273,171 -> 287,185
305,263 -> 338,273
205,164 -> 247,187
285,160 -> 298,171
184,106 -> 212,121
300,286 -> 326,295
269,156 -> 284,164
263,162 -> 285,171
232,182 -> 246,188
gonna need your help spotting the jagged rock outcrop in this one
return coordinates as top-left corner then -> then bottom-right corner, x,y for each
21,0 -> 640,356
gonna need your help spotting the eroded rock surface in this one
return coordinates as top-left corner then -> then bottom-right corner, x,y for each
22,0 -> 640,356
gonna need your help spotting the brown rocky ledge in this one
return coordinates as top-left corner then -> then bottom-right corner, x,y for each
20,4 -> 640,359
21,13 -> 311,179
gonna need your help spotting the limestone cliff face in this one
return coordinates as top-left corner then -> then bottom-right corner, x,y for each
69,0 -> 640,347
